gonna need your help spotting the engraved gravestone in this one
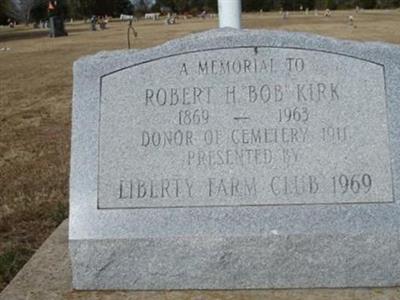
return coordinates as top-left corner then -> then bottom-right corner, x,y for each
69,29 -> 400,289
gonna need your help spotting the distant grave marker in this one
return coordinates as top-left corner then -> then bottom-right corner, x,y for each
48,1 -> 67,37
145,13 -> 161,20
90,15 -> 97,31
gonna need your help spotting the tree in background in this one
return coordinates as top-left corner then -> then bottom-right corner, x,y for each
30,0 -> 69,22
204,0 -> 217,11
92,0 -> 133,16
2,0 -> 400,25
132,0 -> 147,15
243,0 -> 274,11
30,0 -> 47,22
116,0 -> 134,15
360,0 -> 377,8
153,0 -> 218,13
157,0 -> 400,15
67,0 -> 96,19
150,1 -> 161,12
155,0 -> 176,12
15,0 -> 44,24
65,0 -> 134,18
0,0 -> 14,24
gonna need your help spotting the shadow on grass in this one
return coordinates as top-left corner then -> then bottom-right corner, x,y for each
0,29 -> 50,42
0,27 -> 95,42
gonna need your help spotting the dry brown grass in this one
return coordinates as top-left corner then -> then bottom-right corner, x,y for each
1,9 -> 400,291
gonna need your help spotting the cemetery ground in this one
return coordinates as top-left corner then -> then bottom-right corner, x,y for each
1,9 -> 400,292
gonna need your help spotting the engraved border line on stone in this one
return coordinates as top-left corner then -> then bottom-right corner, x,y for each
96,46 -> 395,210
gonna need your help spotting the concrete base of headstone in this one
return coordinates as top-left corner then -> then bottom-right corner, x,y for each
1,220 -> 400,300
71,233 -> 400,290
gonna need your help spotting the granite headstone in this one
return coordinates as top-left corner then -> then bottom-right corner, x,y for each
49,16 -> 67,37
69,29 -> 400,289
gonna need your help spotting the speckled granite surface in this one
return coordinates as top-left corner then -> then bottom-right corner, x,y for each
1,220 -> 399,300
70,29 -> 400,289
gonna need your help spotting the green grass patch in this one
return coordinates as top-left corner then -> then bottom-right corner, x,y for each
0,246 -> 34,290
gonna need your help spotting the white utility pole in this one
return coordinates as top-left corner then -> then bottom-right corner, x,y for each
218,0 -> 241,29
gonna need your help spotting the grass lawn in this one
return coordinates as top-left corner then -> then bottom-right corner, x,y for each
1,9 -> 400,291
